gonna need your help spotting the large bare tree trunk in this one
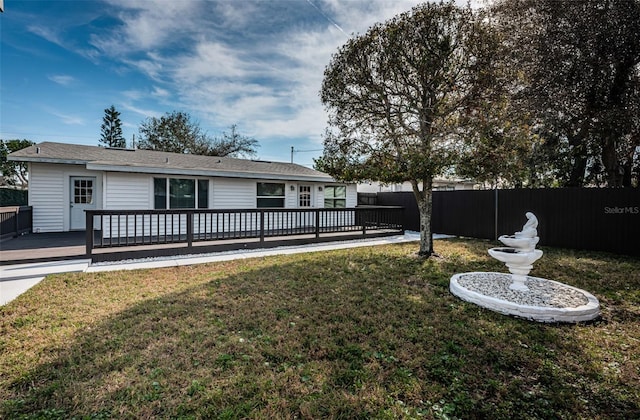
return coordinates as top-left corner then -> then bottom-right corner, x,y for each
412,178 -> 433,257
566,138 -> 587,187
601,138 -> 623,187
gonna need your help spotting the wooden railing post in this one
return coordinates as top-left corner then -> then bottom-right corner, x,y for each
14,207 -> 20,238
85,210 -> 94,258
80,207 -> 405,262
259,210 -> 265,243
187,211 -> 194,249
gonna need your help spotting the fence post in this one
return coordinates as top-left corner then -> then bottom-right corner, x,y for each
361,208 -> 366,235
259,211 -> 265,243
85,211 -> 94,258
14,207 -> 20,238
315,209 -> 320,238
494,188 -> 499,240
187,211 -> 193,249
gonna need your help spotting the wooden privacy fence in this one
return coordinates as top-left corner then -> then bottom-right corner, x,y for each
375,188 -> 640,257
0,206 -> 32,241
86,206 -> 404,262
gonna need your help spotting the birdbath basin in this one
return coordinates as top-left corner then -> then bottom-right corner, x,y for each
488,247 -> 543,266
488,247 -> 543,291
497,235 -> 539,251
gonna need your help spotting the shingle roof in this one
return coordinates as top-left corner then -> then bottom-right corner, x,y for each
9,142 -> 334,182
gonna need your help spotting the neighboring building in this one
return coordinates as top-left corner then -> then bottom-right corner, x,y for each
358,178 -> 478,193
8,142 -> 356,233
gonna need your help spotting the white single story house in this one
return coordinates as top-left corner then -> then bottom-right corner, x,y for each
357,178 -> 478,193
8,142 -> 356,233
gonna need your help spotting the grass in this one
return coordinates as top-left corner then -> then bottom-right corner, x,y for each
1,238 -> 639,419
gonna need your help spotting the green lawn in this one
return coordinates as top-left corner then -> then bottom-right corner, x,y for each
1,238 -> 639,419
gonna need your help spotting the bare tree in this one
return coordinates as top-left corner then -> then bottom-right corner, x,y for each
210,125 -> 259,158
138,112 -> 259,158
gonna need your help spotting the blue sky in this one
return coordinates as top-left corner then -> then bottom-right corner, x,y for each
0,0 -> 441,167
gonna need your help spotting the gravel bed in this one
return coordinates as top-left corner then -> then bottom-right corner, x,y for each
90,231 -> 428,267
457,272 -> 589,308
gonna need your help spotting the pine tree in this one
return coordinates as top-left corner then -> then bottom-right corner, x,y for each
99,105 -> 126,148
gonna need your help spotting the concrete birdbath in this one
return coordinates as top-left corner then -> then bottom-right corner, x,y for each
450,212 -> 600,323
488,212 -> 543,291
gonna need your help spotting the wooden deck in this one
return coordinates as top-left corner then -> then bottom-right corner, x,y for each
1,231 -> 86,265
1,207 -> 405,265
0,229 -> 403,266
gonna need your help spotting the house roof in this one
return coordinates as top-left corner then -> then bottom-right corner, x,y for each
8,142 -> 335,183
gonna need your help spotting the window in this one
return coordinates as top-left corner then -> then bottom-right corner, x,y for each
170,178 -> 195,209
324,185 -> 346,208
257,182 -> 285,208
73,179 -> 94,204
299,185 -> 311,207
154,178 -> 167,209
198,179 -> 209,209
154,178 -> 209,209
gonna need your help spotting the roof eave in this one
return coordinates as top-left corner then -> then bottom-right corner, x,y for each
7,156 -> 88,165
85,163 -> 335,183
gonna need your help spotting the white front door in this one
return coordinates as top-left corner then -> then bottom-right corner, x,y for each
70,176 -> 97,230
297,185 -> 314,229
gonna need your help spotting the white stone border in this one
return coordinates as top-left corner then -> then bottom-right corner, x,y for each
450,272 -> 600,323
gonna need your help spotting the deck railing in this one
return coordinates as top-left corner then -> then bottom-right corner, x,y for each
0,206 -> 32,241
86,206 -> 404,262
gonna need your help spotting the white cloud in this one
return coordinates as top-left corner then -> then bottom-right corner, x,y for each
214,1 -> 259,27
151,86 -> 170,98
120,103 -> 161,119
27,24 -> 66,47
45,108 -> 84,125
99,0 -> 203,53
122,56 -> 164,81
96,0 -> 446,151
122,89 -> 144,101
48,74 -> 75,86
174,41 -> 252,84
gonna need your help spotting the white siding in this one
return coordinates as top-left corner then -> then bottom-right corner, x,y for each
28,163 -> 343,233
102,176 -> 324,211
285,183 -> 297,208
315,186 -> 325,208
29,163 -> 65,232
104,172 -> 151,210
346,184 -> 357,207
212,178 -> 256,209
213,179 -> 324,209
29,163 -> 102,232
